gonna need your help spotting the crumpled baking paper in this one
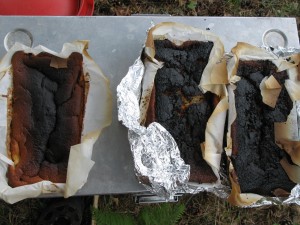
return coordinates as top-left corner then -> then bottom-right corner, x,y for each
226,42 -> 300,207
118,22 -> 228,200
0,41 -> 112,204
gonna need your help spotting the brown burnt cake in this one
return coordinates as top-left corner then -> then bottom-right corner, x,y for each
7,51 -> 86,187
231,60 -> 296,196
145,39 -> 218,184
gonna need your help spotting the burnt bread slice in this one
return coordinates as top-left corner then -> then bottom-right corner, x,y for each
231,60 -> 296,196
145,39 -> 219,184
7,51 -> 86,187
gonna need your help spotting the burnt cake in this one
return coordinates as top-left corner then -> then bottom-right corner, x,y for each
231,60 -> 296,196
145,39 -> 218,183
7,51 -> 86,187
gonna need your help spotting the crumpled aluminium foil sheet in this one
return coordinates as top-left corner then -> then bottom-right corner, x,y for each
242,184 -> 300,208
117,58 -> 229,200
262,45 -> 300,58
274,47 -> 300,57
117,58 -> 189,199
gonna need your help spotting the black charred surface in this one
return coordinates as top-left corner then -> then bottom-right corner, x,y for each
8,51 -> 85,186
233,60 -> 296,196
153,39 -> 217,183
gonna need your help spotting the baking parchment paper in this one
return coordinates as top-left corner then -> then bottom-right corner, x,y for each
118,22 -> 228,200
0,41 -> 112,204
226,42 -> 300,207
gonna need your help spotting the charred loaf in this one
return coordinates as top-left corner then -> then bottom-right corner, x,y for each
7,51 -> 86,187
145,39 -> 218,184
231,60 -> 296,196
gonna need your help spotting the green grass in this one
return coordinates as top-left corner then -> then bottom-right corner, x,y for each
94,0 -> 300,17
3,194 -> 299,225
224,0 -> 300,17
274,2 -> 299,17
0,199 -> 47,225
92,194 -> 300,225
187,0 -> 197,10
138,203 -> 185,225
93,196 -> 185,225
93,210 -> 136,225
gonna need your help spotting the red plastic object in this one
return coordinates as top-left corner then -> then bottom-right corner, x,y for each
0,0 -> 94,16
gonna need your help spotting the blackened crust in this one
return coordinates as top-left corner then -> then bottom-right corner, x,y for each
7,51 -> 86,187
145,39 -> 218,184
231,60 -> 296,196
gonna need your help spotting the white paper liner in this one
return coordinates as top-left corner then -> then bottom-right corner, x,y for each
226,43 -> 300,207
118,22 -> 228,200
0,41 -> 112,204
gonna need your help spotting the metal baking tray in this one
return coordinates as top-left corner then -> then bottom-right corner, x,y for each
0,16 -> 299,196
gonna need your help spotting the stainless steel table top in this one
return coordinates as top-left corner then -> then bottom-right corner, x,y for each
0,16 -> 299,196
